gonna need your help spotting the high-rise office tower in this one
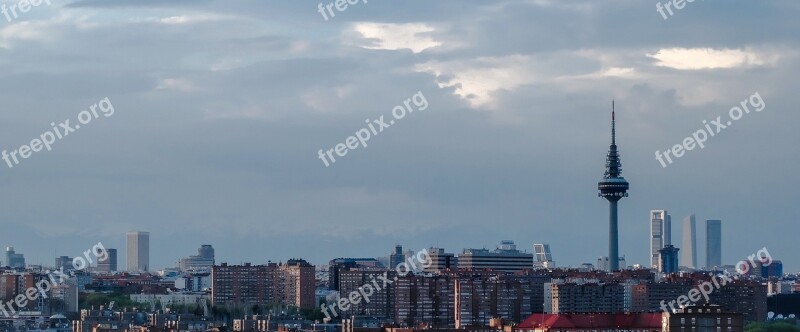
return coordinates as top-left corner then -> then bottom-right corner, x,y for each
681,215 -> 697,268
5,247 -> 25,268
706,220 -> 722,268
423,248 -> 457,274
55,256 -> 74,272
650,210 -> 671,268
389,245 -> 405,268
597,102 -> 629,271
658,245 -> 680,273
127,231 -> 150,272
533,244 -> 555,268
179,245 -> 215,271
97,248 -> 117,272
198,244 -> 214,260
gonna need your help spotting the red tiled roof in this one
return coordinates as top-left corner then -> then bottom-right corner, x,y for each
519,313 -> 662,328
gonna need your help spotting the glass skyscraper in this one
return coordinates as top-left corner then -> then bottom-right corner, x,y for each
706,220 -> 722,268
650,210 -> 671,268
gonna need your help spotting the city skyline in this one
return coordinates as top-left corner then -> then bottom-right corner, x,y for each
0,226 -> 750,271
0,1 -> 796,329
0,216 -> 739,271
0,0 -> 797,274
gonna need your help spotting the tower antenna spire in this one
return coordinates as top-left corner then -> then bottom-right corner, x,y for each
611,100 -> 616,145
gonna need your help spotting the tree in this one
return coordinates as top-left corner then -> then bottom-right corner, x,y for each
745,322 -> 800,332
251,304 -> 262,315
299,308 -> 324,321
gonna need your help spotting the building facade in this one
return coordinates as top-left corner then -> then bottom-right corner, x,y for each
547,280 -> 625,314
423,248 -> 456,274
97,248 -> 117,273
55,256 -> 73,272
126,231 -> 150,272
663,304 -> 744,332
389,245 -> 406,269
179,245 -> 215,271
649,210 -> 671,268
212,260 -> 315,309
533,244 -> 554,269
681,215 -> 697,269
4,247 -> 25,269
279,259 -> 316,309
658,245 -> 679,274
457,241 -> 533,273
706,220 -> 722,268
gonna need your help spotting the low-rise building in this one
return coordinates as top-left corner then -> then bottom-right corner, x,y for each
663,304 -> 744,331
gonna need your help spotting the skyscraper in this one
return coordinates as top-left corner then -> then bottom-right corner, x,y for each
681,215 -> 697,268
97,248 -> 117,272
179,245 -> 215,271
55,256 -> 74,272
658,245 -> 680,273
5,247 -> 25,268
650,210 -> 671,268
389,244 -> 405,268
533,244 -> 555,268
598,102 -> 629,271
706,220 -> 722,268
127,231 -> 150,272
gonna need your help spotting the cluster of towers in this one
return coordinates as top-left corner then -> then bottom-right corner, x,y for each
596,102 -> 722,272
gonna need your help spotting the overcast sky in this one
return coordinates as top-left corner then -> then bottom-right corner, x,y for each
0,0 -> 797,272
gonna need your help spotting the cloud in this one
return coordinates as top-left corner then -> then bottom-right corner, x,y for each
0,20 -> 56,48
350,22 -> 442,53
67,0 -> 211,8
156,78 -> 197,92
647,48 -> 777,70
415,55 -> 536,109
0,0 -> 798,272
559,67 -> 637,80
153,14 -> 230,25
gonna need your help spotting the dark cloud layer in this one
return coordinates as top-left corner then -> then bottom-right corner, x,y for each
0,0 -> 797,271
